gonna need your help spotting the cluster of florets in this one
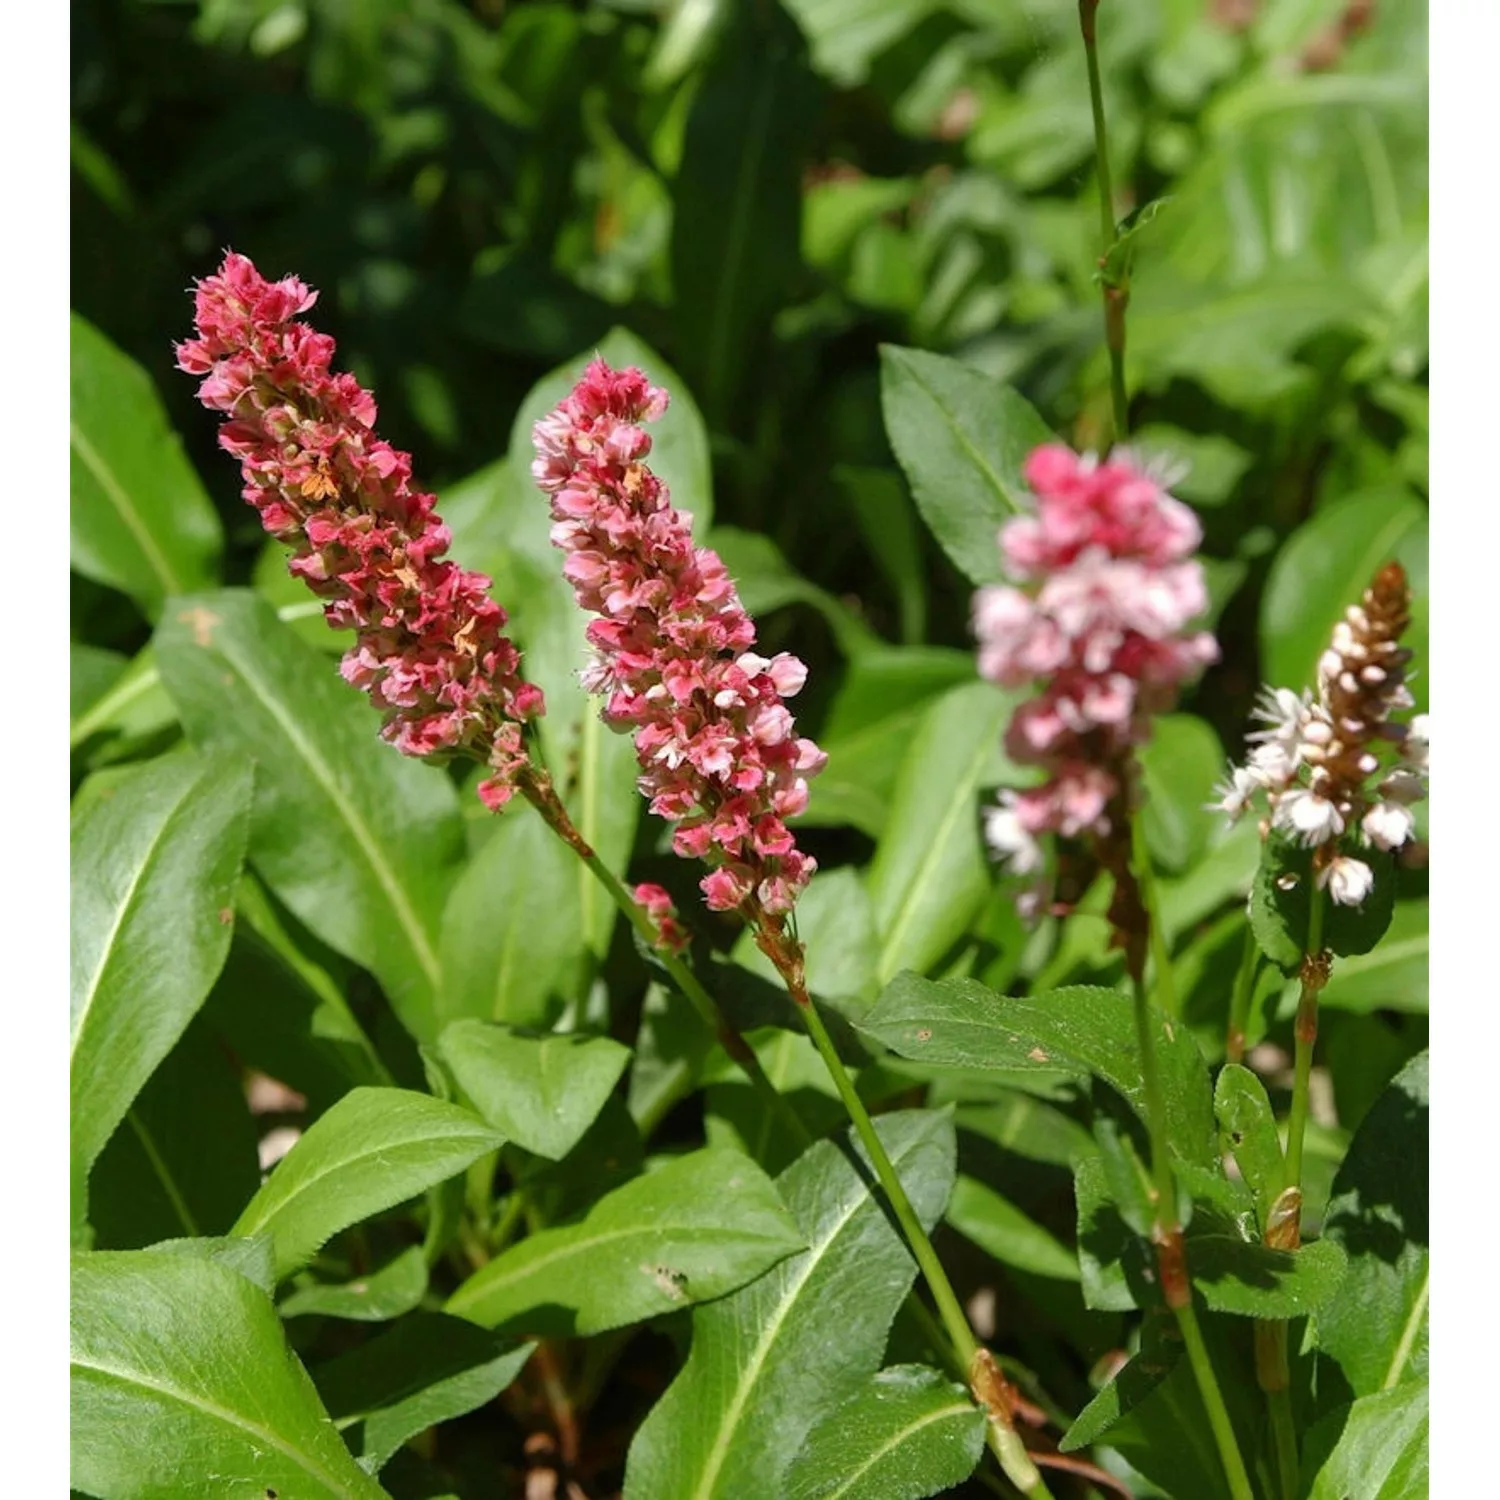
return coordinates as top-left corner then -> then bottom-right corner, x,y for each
1211,562 -> 1427,906
632,883 -> 691,957
974,444 -> 1218,895
177,251 -> 543,808
532,360 -> 826,915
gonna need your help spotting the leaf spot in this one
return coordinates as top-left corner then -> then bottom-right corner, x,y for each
1027,1047 -> 1049,1063
641,1263 -> 689,1301
914,1028 -> 933,1043
217,907 -> 234,925
177,605 -> 220,647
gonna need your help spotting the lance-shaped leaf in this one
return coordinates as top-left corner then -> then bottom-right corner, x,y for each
70,751 -> 252,1207
439,1020 -> 631,1161
867,682 -> 1018,983
155,589 -> 466,1041
878,346 -> 1052,587
861,974 -> 1217,1169
1214,1064 -> 1286,1233
70,313 -> 223,618
1303,1378 -> 1428,1500
313,1314 -> 535,1473
447,1147 -> 804,1336
280,1245 -> 429,1323
946,1175 -> 1078,1282
1315,1051 -> 1429,1396
1061,1307 -> 1181,1453
786,1364 -> 985,1500
71,1250 -> 384,1500
623,1110 -> 958,1500
232,1087 -> 504,1281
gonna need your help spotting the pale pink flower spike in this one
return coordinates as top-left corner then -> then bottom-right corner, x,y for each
974,443 -> 1218,917
178,251 -> 544,808
532,360 -> 826,918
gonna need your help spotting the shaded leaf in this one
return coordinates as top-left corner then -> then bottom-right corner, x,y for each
438,1020 -> 631,1161
1251,831 -> 1396,972
946,1175 -> 1078,1282
70,313 -> 223,618
232,1087 -> 504,1280
1316,1052 -> 1428,1397
281,1245 -> 429,1323
71,1249 -> 383,1500
447,1147 -> 804,1336
1214,1064 -> 1286,1233
1060,1307 -> 1181,1452
313,1314 -> 534,1473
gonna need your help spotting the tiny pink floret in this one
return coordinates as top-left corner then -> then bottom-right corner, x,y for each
975,443 -> 1217,872
533,360 -> 825,916
178,251 -> 543,807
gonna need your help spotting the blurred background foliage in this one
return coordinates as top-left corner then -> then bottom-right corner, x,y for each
72,0 -> 1427,722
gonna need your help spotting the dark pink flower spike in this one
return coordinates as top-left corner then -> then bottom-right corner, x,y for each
178,251 -> 544,808
533,359 -> 826,918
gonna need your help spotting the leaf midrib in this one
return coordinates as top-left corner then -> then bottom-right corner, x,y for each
874,717 -> 998,981
1382,1266 -> 1429,1390
220,638 -> 443,992
70,769 -> 203,1064
71,1355 -> 371,1499
234,1119 -> 498,1260
448,1218 -> 795,1319
70,419 -> 184,598
816,1399 -> 975,1500
689,1134 -> 928,1499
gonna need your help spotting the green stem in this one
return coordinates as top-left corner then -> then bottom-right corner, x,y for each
1284,888 -> 1326,1194
520,775 -> 811,1152
1079,0 -> 1130,445
1177,1301 -> 1258,1500
1129,811 -> 1256,1500
798,984 -> 1053,1497
1268,1378 -> 1300,1499
1225,922 -> 1261,1064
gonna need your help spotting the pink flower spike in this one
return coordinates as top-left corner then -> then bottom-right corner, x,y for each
179,251 -> 544,806
533,359 -> 824,919
975,441 -> 1217,911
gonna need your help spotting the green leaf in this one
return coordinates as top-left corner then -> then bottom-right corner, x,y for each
70,751 -> 253,1204
71,1249 -> 384,1500
946,1175 -> 1078,1281
1138,714 -> 1225,874
867,682 -> 1018,983
280,1244 -> 429,1323
802,649 -> 977,837
1318,900 -> 1428,1014
90,1015 -> 261,1249
438,1020 -> 631,1161
671,0 -> 818,419
878,346 -> 1052,586
313,1314 -> 535,1474
1060,1307 -> 1181,1452
155,589 -> 467,1041
1214,1064 -> 1286,1233
1260,486 -> 1428,707
785,1364 -> 985,1500
1251,831 -> 1396,972
834,466 -> 927,645
1316,1052 -> 1428,1398
623,1111 -> 957,1500
68,643 -> 181,760
1074,1153 -> 1152,1313
437,805 -> 586,1030
146,1234 -> 278,1296
861,974 -> 1217,1169
447,1147 -> 805,1336
784,0 -> 935,88
1303,1379 -> 1428,1500
70,313 -> 223,618
1187,1235 -> 1347,1319
232,1087 -> 504,1281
